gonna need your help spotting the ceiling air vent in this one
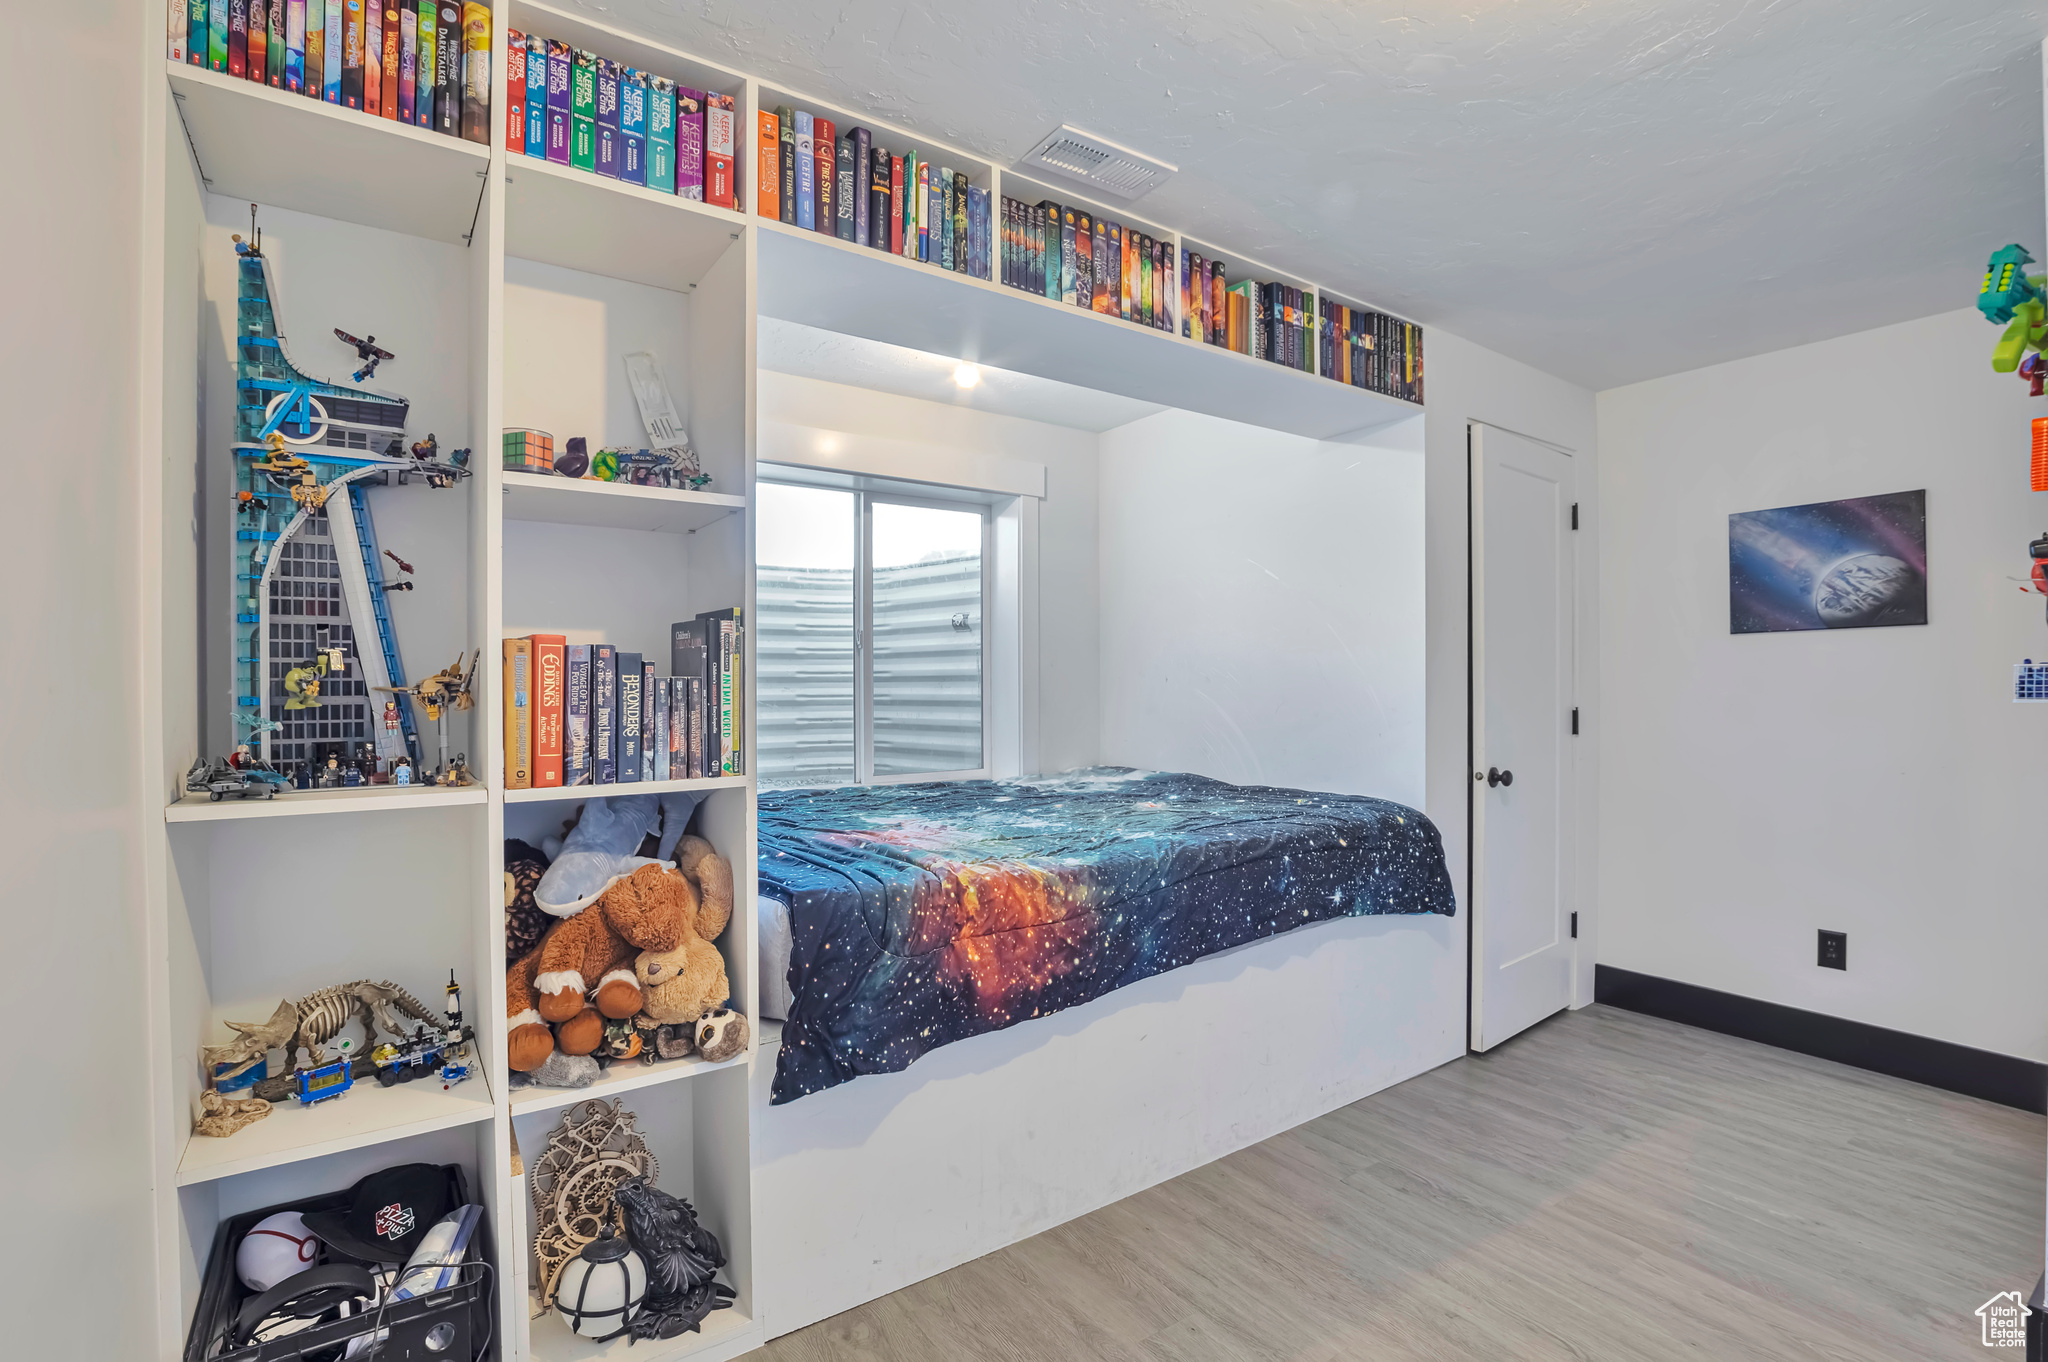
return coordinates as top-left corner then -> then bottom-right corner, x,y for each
1017,126 -> 1176,201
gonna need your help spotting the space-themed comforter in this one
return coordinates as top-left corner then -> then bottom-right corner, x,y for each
758,767 -> 1456,1103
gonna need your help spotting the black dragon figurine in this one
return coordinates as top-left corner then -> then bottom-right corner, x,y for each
613,1176 -> 737,1340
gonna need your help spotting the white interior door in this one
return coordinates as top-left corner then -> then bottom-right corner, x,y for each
1470,423 -> 1576,1051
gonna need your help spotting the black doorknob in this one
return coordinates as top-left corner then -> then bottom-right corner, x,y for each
1487,767 -> 1513,788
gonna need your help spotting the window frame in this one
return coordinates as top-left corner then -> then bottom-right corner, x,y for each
759,475 -> 997,788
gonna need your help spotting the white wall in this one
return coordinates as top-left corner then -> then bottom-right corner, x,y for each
755,370 -> 1102,771
2,1 -> 160,1357
1597,307 -> 2048,1062
1096,407 -> 1428,809
1420,330 -> 1602,1002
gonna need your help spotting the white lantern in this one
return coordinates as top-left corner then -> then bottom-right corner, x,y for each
554,1226 -> 647,1340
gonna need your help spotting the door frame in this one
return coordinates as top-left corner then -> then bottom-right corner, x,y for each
1467,420 -> 1582,1052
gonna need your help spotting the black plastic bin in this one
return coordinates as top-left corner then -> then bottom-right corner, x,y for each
183,1163 -> 494,1362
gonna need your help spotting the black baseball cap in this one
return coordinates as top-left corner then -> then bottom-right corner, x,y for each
300,1164 -> 451,1265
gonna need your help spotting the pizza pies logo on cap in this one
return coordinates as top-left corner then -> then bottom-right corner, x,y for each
374,1203 -> 416,1241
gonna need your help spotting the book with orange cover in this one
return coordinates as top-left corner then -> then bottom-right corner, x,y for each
755,109 -> 780,219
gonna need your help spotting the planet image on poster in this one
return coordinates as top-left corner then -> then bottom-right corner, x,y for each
1813,553 -> 1919,627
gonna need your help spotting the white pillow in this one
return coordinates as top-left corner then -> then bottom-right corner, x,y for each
758,894 -> 792,1021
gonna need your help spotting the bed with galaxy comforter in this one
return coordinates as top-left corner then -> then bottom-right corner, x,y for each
757,767 -> 1456,1103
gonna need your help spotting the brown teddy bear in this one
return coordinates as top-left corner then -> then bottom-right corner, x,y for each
532,862 -> 694,1022
635,836 -> 734,1029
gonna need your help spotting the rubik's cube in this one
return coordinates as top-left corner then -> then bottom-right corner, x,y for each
503,429 -> 555,472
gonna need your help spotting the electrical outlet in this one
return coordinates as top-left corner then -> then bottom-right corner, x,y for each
1817,930 -> 1847,971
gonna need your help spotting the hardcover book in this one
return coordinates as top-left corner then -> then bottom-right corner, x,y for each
209,0 -> 229,72
755,109 -> 780,219
325,0 -> 344,102
776,106 -> 797,226
409,0 -> 430,122
639,660 -> 657,782
171,0 -> 188,63
1155,240 -> 1170,330
340,0 -> 361,107
1060,207 -> 1078,305
362,0 -> 381,113
650,675 -> 670,781
229,0 -> 246,78
1138,234 -> 1152,327
565,644 -> 592,785
619,68 -> 647,188
531,635 -> 565,787
1093,219 -> 1114,313
1211,262 -> 1226,349
835,135 -> 856,241
669,619 -> 711,776
890,156 -> 905,255
968,185 -> 987,279
303,0 -> 322,90
793,111 -> 815,231
379,3 -> 397,112
246,0 -> 265,82
285,0 -> 304,92
570,48 -> 597,172
667,679 -> 686,780
868,144 -> 891,253
954,172 -> 969,274
813,117 -> 836,232
504,28 -> 524,152
1074,212 -> 1092,308
647,77 -> 676,193
459,1 -> 488,142
433,2 -> 457,128
675,87 -> 705,200
592,644 -> 617,785
617,651 -> 643,783
706,93 -> 736,208
501,638 -> 531,790
852,128 -> 872,246
684,678 -> 705,779
269,0 -> 287,84
544,39 -> 571,165
919,160 -> 934,262
594,59 -> 620,179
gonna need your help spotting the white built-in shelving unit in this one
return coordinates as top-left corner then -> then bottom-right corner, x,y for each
143,4 -> 1419,1359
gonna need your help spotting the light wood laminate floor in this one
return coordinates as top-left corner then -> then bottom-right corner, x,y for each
760,1004 -> 2044,1361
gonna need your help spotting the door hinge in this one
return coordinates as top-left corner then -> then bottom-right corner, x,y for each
1570,912 -> 1578,939
1571,502 -> 1579,530
1571,706 -> 1579,735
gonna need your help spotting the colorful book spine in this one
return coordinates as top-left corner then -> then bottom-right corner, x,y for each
675,87 -> 704,200
650,677 -> 670,781
670,620 -> 710,779
592,644 -> 617,784
284,0 -> 304,90
793,111 -> 815,231
531,635 -> 565,788
569,49 -> 596,171
621,67 -> 650,187
835,135 -> 856,241
593,58 -> 620,178
852,128 -> 872,246
362,0 -> 381,112
460,0 -> 488,142
639,661 -> 657,781
1073,211 -> 1093,307
504,29 -> 524,150
684,678 -> 704,778
754,109 -> 780,219
268,0 -> 286,82
813,117 -> 836,233
433,2 -> 458,131
667,680 -> 686,781
890,155 -> 905,255
564,644 -> 591,785
522,34 -> 544,154
647,77 -> 676,192
378,4 -> 397,110
705,93 -> 736,209
323,0 -> 343,102
208,0 -> 228,71
502,638 -> 532,790
616,651 -> 643,783
228,0 -> 246,77
189,0 -> 208,65
868,144 -> 891,252
776,106 -> 797,225
304,0 -> 323,89
953,172 -> 969,274
544,39 -> 570,164
340,0 -> 361,106
409,0 -> 430,122
246,0 -> 265,81
717,620 -> 735,775
171,0 -> 188,62
916,160 -> 932,261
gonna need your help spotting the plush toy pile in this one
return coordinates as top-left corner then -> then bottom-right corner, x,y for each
506,794 -> 749,1087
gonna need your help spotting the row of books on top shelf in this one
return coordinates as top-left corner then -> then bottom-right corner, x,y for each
168,0 -> 491,141
1320,298 -> 1424,404
503,32 -> 741,206
999,197 -> 1178,332
502,612 -> 745,790
756,110 -> 992,280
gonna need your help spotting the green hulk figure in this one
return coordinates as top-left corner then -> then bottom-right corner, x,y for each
1979,243 -> 2048,394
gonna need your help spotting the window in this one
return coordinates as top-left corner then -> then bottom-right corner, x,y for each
756,480 -> 988,787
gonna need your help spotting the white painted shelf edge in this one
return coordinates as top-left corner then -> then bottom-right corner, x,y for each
508,1047 -> 749,1117
175,1080 -> 497,1186
526,1303 -> 756,1362
505,775 -> 748,804
501,471 -> 748,534
167,784 -> 490,822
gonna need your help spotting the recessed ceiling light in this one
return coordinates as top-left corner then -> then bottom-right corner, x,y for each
953,364 -> 981,389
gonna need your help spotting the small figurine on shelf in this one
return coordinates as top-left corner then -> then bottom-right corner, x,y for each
318,750 -> 344,789
356,743 -> 381,786
293,1037 -> 357,1105
440,753 -> 475,787
292,761 -> 313,791
555,436 -> 592,479
392,756 -> 414,786
334,328 -> 394,383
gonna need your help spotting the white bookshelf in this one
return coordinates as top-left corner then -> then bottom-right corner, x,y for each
142,9 -> 1418,1361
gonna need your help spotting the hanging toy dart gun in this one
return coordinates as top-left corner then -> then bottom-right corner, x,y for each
1978,245 -> 2048,492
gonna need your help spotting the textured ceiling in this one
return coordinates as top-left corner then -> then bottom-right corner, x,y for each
575,0 -> 2048,390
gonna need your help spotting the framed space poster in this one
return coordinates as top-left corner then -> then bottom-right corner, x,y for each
1728,489 -> 1927,633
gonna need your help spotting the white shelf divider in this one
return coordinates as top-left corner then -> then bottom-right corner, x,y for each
502,471 -> 747,535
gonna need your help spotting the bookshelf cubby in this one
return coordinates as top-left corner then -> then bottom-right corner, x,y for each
144,5 -> 1419,1359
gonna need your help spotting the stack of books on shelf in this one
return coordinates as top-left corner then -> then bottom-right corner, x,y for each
171,0 -> 491,141
502,612 -> 745,790
1319,298 -> 1425,404
999,197 -> 1177,332
503,32 -> 740,206
758,109 -> 990,279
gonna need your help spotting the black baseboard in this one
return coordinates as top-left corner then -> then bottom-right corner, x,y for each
1594,965 -> 2047,1114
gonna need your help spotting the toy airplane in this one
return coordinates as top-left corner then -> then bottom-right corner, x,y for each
374,651 -> 477,721
253,433 -> 327,510
336,329 -> 395,383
